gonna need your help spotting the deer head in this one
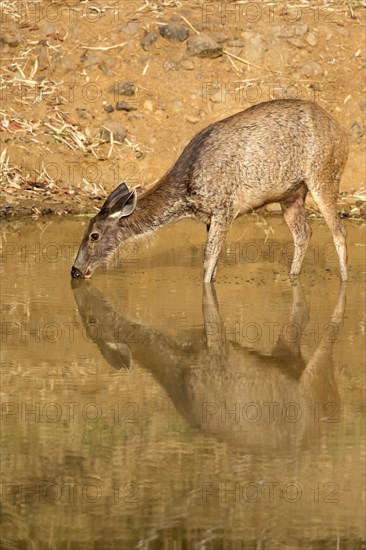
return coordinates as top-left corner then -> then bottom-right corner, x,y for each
71,182 -> 137,279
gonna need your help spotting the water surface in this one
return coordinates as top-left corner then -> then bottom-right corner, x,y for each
1,216 -> 365,549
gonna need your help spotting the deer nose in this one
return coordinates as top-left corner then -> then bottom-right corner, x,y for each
71,266 -> 83,279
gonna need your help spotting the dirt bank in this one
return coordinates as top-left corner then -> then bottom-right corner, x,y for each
1,0 -> 365,219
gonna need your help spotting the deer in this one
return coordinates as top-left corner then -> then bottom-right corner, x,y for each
71,99 -> 349,282
72,279 -> 346,453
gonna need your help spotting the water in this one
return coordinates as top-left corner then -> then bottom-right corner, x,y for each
1,215 -> 365,549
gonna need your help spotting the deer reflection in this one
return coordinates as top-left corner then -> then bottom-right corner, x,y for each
72,280 -> 346,452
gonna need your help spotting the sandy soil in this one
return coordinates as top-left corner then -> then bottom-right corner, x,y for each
0,0 -> 365,219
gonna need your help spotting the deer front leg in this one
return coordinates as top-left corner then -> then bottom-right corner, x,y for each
203,216 -> 230,283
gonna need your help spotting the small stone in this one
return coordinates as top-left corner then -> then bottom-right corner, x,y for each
297,61 -> 323,78
306,31 -> 317,46
103,103 -> 114,113
359,102 -> 366,110
159,23 -> 189,42
140,31 -> 159,51
181,59 -> 194,70
163,60 -> 179,71
266,203 -> 282,213
348,121 -> 364,141
115,101 -> 137,111
81,51 -> 103,69
143,100 -> 154,112
187,34 -> 222,58
294,23 -> 308,36
271,26 -> 293,38
287,37 -> 306,49
121,21 -> 140,36
99,122 -> 127,143
109,81 -> 135,96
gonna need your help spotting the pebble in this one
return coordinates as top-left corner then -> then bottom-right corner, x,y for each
297,61 -> 323,77
349,121 -> 364,141
271,26 -> 293,38
103,103 -> 114,113
115,101 -> 137,111
81,51 -> 103,69
181,59 -> 194,70
140,31 -> 159,51
294,23 -> 308,37
163,60 -> 179,71
306,32 -> 317,46
143,100 -> 154,112
159,23 -> 189,42
287,37 -> 306,49
99,122 -> 127,143
266,203 -> 282,213
187,34 -> 222,58
121,21 -> 140,36
109,82 -> 135,96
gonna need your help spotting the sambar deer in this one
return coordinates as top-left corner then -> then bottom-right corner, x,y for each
71,99 -> 348,282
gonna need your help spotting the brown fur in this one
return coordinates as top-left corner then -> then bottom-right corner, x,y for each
72,99 -> 348,281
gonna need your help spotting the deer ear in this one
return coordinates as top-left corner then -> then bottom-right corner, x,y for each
108,189 -> 137,219
101,181 -> 130,213
100,182 -> 137,219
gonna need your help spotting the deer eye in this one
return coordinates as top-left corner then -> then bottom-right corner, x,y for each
90,232 -> 99,242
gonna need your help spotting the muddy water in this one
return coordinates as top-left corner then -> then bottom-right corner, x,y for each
1,215 -> 365,549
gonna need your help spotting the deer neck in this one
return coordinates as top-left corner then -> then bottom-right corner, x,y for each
120,174 -> 187,240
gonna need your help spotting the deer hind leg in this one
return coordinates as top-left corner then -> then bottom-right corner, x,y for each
280,186 -> 312,277
204,215 -> 231,283
307,177 -> 347,281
